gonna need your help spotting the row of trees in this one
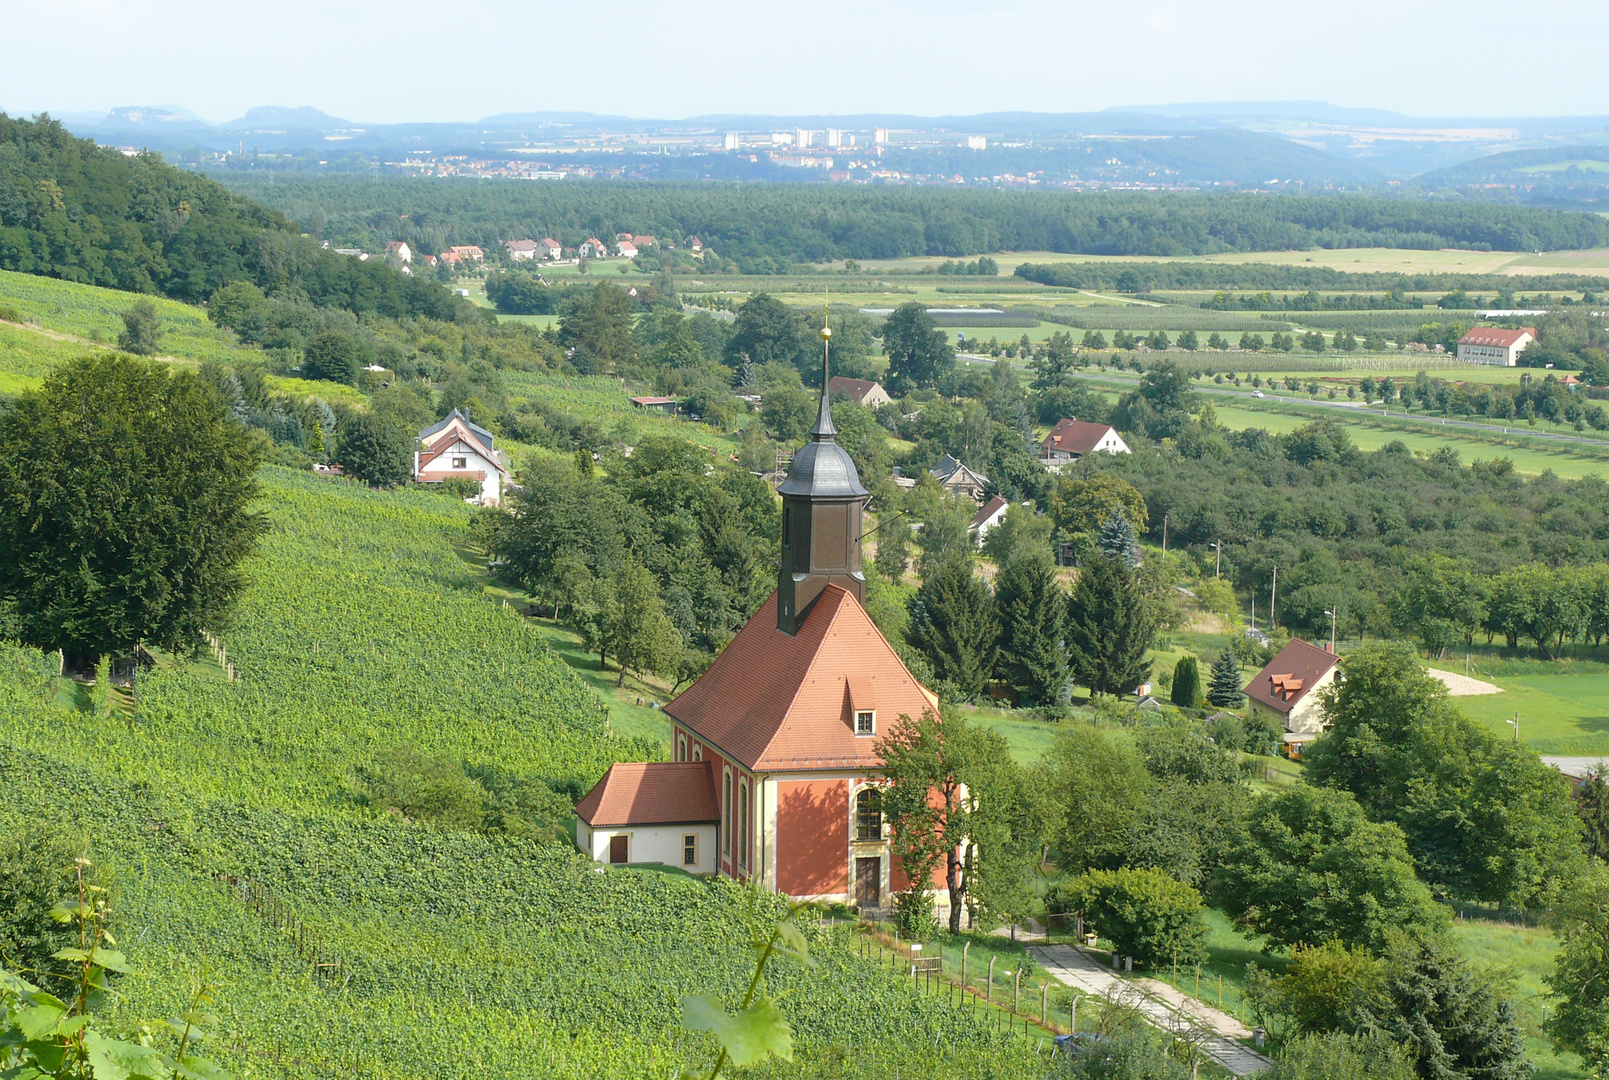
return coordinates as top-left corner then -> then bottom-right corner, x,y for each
1392,552 -> 1609,657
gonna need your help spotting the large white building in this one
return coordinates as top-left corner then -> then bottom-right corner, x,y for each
414,409 -> 507,505
1457,327 -> 1536,366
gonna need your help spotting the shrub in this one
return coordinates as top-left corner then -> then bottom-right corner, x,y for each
302,331 -> 371,384
0,827 -> 110,993
1170,656 -> 1202,709
1064,867 -> 1208,967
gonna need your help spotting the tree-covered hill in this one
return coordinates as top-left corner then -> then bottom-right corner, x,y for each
0,114 -> 464,318
226,175 -> 1609,269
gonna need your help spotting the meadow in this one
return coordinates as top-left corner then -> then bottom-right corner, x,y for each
850,247 -> 1609,278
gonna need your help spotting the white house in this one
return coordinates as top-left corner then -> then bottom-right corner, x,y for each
504,239 -> 540,261
616,241 -> 639,259
1245,639 -> 1340,737
579,237 -> 609,259
575,762 -> 720,874
538,238 -> 563,260
969,495 -> 1011,543
1457,327 -> 1537,367
414,409 -> 507,505
1039,418 -> 1131,471
828,376 -> 894,409
383,241 -> 413,263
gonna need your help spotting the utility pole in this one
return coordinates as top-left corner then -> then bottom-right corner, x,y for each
1508,713 -> 1520,743
1162,514 -> 1169,558
1324,608 -> 1337,652
1212,540 -> 1222,578
1250,596 -> 1256,632
1270,565 -> 1278,630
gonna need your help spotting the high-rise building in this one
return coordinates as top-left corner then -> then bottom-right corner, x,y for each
873,128 -> 889,145
724,132 -> 739,150
795,128 -> 813,148
965,135 -> 987,150
826,128 -> 843,147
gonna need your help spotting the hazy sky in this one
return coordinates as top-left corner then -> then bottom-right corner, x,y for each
4,0 -> 1606,123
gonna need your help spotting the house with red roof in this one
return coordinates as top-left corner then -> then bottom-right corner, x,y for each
1245,638 -> 1340,739
383,240 -> 413,263
538,237 -> 563,260
414,408 -> 507,504
576,338 -> 949,917
1038,418 -> 1131,471
579,238 -> 609,259
504,238 -> 540,261
969,495 -> 1011,543
1457,327 -> 1537,367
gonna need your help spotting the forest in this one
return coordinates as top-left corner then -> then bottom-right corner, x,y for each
0,114 -> 462,318
221,175 -> 1609,267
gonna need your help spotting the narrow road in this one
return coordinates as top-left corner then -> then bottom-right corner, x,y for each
1030,943 -> 1273,1076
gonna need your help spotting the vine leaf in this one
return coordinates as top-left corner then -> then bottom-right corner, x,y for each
681,994 -> 793,1066
772,919 -> 814,968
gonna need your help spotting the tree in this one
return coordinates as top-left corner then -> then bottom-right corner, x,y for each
1097,510 -> 1140,567
206,279 -> 268,328
1065,867 -> 1208,967
980,503 -> 1053,567
872,516 -> 910,581
1050,473 -> 1148,541
1043,728 -> 1151,872
1375,935 -> 1531,1080
908,558 -> 998,698
1214,785 -> 1447,953
882,302 -> 955,391
1207,650 -> 1246,708
116,298 -> 164,355
1546,865 -> 1609,1076
993,550 -> 1067,707
760,384 -> 814,441
960,736 -> 1048,933
1268,1031 -> 1413,1080
0,356 -> 264,672
876,710 -> 992,934
559,283 -> 638,373
1171,655 -> 1203,709
1305,641 -> 1584,906
1176,329 -> 1199,351
1066,551 -> 1159,697
724,293 -> 814,380
337,410 -> 414,488
606,558 -> 681,686
302,330 -> 367,384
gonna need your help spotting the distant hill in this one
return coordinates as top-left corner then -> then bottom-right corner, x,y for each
225,106 -> 350,129
1416,146 -> 1609,208
0,113 -> 459,318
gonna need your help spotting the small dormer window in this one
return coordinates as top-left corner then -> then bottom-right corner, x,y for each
452,456 -> 467,469
855,710 -> 875,736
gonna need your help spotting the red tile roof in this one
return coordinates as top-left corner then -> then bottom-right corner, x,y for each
1244,639 -> 1339,715
667,588 -> 938,772
575,762 -> 719,826
417,418 -> 507,474
1458,328 -> 1534,348
1041,418 -> 1119,456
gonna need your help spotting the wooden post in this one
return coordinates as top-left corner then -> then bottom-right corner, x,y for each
1041,983 -> 1048,1025
1070,995 -> 1076,1033
962,941 -> 969,988
1013,969 -> 1020,1015
987,956 -> 995,1004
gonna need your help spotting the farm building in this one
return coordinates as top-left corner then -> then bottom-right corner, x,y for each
829,376 -> 893,409
574,762 -> 719,874
1244,639 -> 1339,738
930,454 -> 989,502
446,245 -> 485,262
630,395 -> 680,413
1457,327 -> 1537,366
577,345 -> 952,919
413,409 -> 507,505
1039,418 -> 1130,471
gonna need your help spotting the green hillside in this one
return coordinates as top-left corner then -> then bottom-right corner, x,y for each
0,467 -> 1028,1079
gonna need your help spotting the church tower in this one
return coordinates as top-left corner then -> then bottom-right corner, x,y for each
776,313 -> 868,635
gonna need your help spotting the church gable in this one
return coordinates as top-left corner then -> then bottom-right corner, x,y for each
666,587 -> 937,772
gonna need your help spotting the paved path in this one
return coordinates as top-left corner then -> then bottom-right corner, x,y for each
1030,944 -> 1273,1076
1543,755 -> 1609,779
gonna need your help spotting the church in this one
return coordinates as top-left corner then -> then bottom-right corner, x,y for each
575,321 -> 943,916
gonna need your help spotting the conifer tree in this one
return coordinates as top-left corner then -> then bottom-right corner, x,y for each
1171,655 -> 1203,709
1207,649 -> 1246,708
993,550 -> 1067,707
909,558 -> 999,699
1065,552 -> 1157,697
1097,510 -> 1140,568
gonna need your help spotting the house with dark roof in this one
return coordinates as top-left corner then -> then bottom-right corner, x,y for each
1245,638 -> 1340,736
504,238 -> 540,260
829,376 -> 893,409
414,409 -> 507,504
1039,418 -> 1131,471
1457,327 -> 1537,367
930,454 -> 990,503
575,762 -> 720,873
576,325 -> 949,917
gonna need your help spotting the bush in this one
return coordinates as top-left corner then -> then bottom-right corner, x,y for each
1170,656 -> 1203,709
302,331 -> 371,384
116,299 -> 163,356
0,828 -> 110,993
1269,1032 -> 1413,1080
1065,867 -> 1208,967
892,888 -> 939,942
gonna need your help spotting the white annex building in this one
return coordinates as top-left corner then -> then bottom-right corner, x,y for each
414,409 -> 507,505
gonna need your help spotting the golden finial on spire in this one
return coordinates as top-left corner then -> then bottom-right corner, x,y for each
820,288 -> 832,341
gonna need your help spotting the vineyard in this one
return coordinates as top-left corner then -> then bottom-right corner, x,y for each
0,467 -> 1033,1078
0,267 -> 243,364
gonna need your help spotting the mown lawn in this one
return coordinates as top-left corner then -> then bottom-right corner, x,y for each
1448,672 -> 1609,755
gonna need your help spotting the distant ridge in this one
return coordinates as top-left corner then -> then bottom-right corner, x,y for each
225,106 -> 349,129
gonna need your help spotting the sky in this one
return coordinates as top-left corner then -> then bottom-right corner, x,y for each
3,0 -> 1607,124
